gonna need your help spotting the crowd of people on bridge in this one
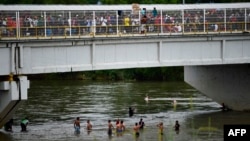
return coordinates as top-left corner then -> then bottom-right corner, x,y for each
1,7 -> 250,37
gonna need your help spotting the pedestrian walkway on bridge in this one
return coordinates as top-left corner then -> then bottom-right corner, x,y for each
0,3 -> 250,40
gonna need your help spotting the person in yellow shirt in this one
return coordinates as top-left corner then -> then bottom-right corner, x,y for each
124,15 -> 130,33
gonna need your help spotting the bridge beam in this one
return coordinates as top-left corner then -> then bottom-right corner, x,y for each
0,76 -> 29,128
184,64 -> 250,111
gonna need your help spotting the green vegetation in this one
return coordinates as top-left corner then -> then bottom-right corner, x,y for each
0,0 -> 248,4
28,67 -> 184,81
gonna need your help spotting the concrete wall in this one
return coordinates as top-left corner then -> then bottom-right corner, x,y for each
184,64 -> 250,111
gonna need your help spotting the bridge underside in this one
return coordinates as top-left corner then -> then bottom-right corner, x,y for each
185,64 -> 250,111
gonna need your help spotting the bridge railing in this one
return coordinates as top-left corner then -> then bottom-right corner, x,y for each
0,8 -> 250,39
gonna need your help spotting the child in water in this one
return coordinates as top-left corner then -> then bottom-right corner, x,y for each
157,122 -> 164,135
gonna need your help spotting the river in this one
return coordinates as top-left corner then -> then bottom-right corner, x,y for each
1,80 -> 250,141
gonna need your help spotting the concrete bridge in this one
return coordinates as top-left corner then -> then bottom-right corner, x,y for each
1,33 -> 250,128
1,3 -> 250,128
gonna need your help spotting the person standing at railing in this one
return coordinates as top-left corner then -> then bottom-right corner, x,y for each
118,14 -> 124,34
91,17 -> 96,34
229,13 -> 237,31
154,14 -> 161,33
124,15 -> 130,33
1,17 -> 7,36
48,14 -> 55,35
111,14 -> 117,33
71,15 -> 78,35
101,16 -> 107,33
212,23 -> 218,32
66,17 -> 71,35
56,14 -> 64,36
37,16 -> 44,36
106,14 -> 111,34
86,16 -> 92,33
7,17 -> 16,37
33,16 -> 38,36
140,15 -> 147,34
173,23 -> 182,33
141,8 -> 146,16
164,15 -> 172,33
152,7 -> 158,18
79,16 -> 87,35
19,15 -> 24,37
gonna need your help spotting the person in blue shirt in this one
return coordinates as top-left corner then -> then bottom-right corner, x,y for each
152,7 -> 158,17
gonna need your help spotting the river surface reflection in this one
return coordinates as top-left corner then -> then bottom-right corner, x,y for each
1,80 -> 250,141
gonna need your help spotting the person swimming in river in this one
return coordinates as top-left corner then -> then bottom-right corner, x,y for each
86,120 -> 92,130
157,122 -> 164,135
172,99 -> 177,106
116,120 -> 125,136
144,95 -> 149,101
133,122 -> 141,137
139,118 -> 145,129
74,117 -> 81,134
221,103 -> 231,111
107,120 -> 114,136
174,120 -> 180,134
129,107 -> 134,117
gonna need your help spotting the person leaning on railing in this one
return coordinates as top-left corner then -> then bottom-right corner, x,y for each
140,15 -> 147,34
124,15 -> 130,33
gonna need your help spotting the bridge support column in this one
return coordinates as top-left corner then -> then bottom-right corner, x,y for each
184,64 -> 250,111
0,76 -> 29,128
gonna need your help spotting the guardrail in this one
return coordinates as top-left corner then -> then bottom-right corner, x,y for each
1,7 -> 250,40
1,22 -> 249,40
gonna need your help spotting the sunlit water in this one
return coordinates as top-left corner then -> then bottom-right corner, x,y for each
1,80 -> 250,141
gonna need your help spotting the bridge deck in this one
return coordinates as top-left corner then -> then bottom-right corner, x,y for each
0,3 -> 250,40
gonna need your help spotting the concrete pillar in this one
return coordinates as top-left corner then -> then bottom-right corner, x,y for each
0,76 -> 29,128
184,64 -> 250,111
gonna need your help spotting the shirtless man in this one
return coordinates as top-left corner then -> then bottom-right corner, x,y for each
133,122 -> 140,137
85,120 -> 92,134
116,120 -> 126,136
157,122 -> 164,135
74,117 -> 80,134
116,121 -> 122,133
108,120 -> 114,136
120,120 -> 125,131
86,120 -> 92,130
